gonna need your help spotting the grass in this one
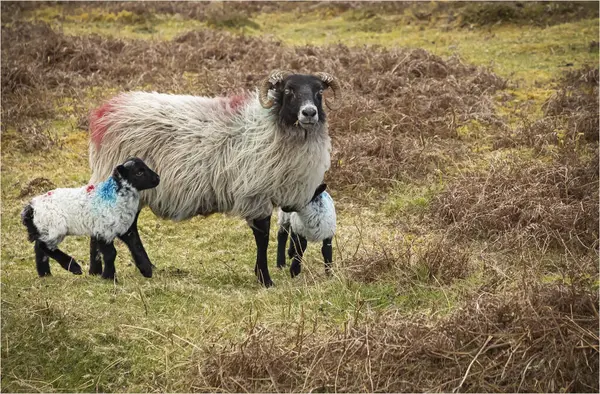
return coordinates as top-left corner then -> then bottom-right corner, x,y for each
1,1 -> 598,392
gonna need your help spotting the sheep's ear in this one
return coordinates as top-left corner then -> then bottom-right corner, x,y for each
311,183 -> 327,201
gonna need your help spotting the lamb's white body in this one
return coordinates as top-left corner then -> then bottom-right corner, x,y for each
29,178 -> 138,249
89,91 -> 331,221
278,191 -> 336,242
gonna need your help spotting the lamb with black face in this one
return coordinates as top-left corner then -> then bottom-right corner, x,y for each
114,157 -> 161,191
259,70 -> 341,133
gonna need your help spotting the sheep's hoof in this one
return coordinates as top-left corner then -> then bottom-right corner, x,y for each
138,265 -> 153,278
261,278 -> 274,288
38,271 -> 52,277
101,272 -> 117,281
276,262 -> 287,269
257,274 -> 274,288
89,264 -> 103,275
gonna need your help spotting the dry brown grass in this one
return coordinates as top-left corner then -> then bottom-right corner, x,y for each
436,66 -> 599,253
2,20 -> 505,191
191,282 -> 598,392
431,151 -> 598,252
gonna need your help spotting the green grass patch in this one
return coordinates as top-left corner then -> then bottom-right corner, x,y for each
24,5 -> 205,40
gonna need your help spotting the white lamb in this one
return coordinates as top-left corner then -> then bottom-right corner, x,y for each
277,183 -> 336,277
21,157 -> 160,279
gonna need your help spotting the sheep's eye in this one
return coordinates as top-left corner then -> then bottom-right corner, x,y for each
284,88 -> 292,96
136,170 -> 144,177
317,89 -> 323,97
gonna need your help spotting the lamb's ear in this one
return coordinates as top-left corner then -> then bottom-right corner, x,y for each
114,164 -> 127,178
123,158 -> 136,169
311,183 -> 327,201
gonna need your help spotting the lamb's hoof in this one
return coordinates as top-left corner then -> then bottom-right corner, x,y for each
69,262 -> 83,275
276,262 -> 287,269
38,272 -> 52,277
290,262 -> 301,278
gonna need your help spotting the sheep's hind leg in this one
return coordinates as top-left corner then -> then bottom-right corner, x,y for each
322,237 -> 333,275
251,215 -> 274,288
97,241 -> 117,280
38,242 -> 83,275
289,232 -> 307,278
118,211 -> 153,278
276,223 -> 290,269
89,237 -> 103,275
34,240 -> 51,277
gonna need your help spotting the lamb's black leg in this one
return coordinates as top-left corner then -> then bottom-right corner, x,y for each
289,232 -> 307,278
97,241 -> 117,280
38,242 -> 83,275
35,240 -> 51,277
89,237 -> 103,275
118,211 -> 153,278
322,237 -> 333,275
276,223 -> 290,269
251,215 -> 273,288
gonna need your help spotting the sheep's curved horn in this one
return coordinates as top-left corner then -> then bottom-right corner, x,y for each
315,72 -> 341,110
259,70 -> 292,109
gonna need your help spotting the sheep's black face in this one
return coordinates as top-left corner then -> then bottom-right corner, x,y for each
115,157 -> 160,191
272,75 -> 327,131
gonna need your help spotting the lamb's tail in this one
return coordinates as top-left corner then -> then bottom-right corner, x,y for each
21,204 -> 40,242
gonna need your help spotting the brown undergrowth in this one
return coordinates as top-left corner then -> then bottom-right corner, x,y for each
192,282 -> 598,392
435,66 -> 599,253
2,21 -> 505,190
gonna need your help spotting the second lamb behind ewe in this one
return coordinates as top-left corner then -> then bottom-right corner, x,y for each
277,183 -> 336,277
21,157 -> 160,279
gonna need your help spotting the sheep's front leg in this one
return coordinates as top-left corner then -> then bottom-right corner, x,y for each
38,242 -> 83,275
34,240 -> 51,277
289,232 -> 307,278
276,223 -> 290,269
118,211 -> 153,278
97,241 -> 117,280
89,237 -> 103,275
251,215 -> 274,288
322,237 -> 333,275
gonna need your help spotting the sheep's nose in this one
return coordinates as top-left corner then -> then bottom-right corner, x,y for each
302,107 -> 317,117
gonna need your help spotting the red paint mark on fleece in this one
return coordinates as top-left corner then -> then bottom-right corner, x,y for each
225,94 -> 247,114
89,98 -> 119,148
45,191 -> 53,197
86,185 -> 95,193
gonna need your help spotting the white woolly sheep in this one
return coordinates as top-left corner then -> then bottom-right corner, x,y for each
87,70 -> 341,287
277,183 -> 336,277
21,158 -> 160,279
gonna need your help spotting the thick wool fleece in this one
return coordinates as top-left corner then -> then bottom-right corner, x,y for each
88,91 -> 331,221
27,177 -> 139,249
278,191 -> 336,242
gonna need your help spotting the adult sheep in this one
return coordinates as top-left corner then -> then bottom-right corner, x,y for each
88,70 -> 341,287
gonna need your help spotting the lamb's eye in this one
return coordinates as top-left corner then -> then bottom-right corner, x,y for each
136,170 -> 144,177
